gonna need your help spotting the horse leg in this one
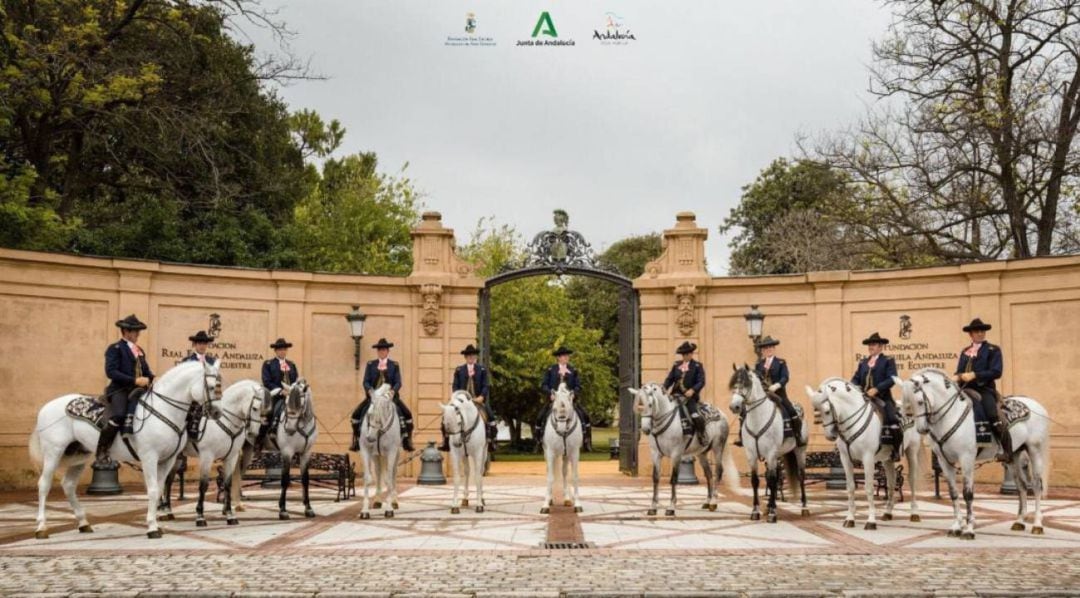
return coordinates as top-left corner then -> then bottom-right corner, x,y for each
666,451 -> 679,517
473,451 -> 486,513
1026,444 -> 1045,535
449,449 -> 462,514
961,460 -> 976,540
35,448 -> 62,539
542,448 -> 554,514
797,449 -> 809,515
61,461 -> 91,533
699,454 -> 714,510
384,450 -> 398,517
940,457 -> 963,537
195,470 -> 209,528
648,455 -> 660,516
222,453 -> 239,525
906,442 -> 921,522
765,462 -> 778,523
144,456 -> 164,538
561,450 -> 571,507
863,453 -> 878,530
159,468 -> 174,521
571,449 -> 581,513
1010,461 -> 1028,532
373,455 -> 384,510
359,454 -> 372,519
882,459 -> 897,522
750,461 -> 761,521
278,456 -> 291,520
462,452 -> 471,509
301,454 -> 315,518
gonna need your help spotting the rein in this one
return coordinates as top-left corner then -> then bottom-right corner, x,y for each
364,396 -> 397,457
548,402 -> 580,459
130,369 -> 220,462
912,377 -> 968,470
447,401 -> 481,457
739,391 -> 779,462
820,393 -> 875,465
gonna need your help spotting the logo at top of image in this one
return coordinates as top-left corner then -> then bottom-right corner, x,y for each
899,314 -> 913,339
446,11 -> 496,47
518,11 -> 574,47
208,313 -> 222,338
594,12 -> 636,44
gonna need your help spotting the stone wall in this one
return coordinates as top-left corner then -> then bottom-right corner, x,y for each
636,213 -> 1080,485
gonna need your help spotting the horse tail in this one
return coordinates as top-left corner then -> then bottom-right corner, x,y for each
720,437 -> 740,495
28,428 -> 42,467
783,451 -> 801,496
1037,435 -> 1051,499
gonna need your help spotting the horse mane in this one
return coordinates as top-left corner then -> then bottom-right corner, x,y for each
911,367 -> 950,380
727,366 -> 758,391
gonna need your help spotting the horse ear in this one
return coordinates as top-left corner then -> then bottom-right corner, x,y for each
891,375 -> 904,387
743,363 -> 749,370
845,383 -> 852,392
628,388 -> 639,396
732,363 -> 737,371
804,385 -> 815,398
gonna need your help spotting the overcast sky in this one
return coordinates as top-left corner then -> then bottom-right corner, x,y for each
248,1 -> 893,275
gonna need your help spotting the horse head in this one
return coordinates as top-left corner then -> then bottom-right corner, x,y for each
366,383 -> 394,442
807,378 -> 852,442
282,378 -> 312,435
896,369 -> 952,435
629,383 -> 668,435
727,364 -> 760,415
552,383 -> 574,422
188,361 -> 222,419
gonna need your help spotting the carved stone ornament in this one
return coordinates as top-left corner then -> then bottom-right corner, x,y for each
517,209 -> 607,274
420,284 -> 443,336
675,285 -> 697,337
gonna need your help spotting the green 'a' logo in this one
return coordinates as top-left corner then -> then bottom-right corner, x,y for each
532,12 -> 558,38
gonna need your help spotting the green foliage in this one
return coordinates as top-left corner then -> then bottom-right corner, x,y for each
289,154 -> 419,275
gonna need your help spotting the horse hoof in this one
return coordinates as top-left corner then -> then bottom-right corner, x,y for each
235,505 -> 246,513
384,511 -> 394,519
701,503 -> 711,510
477,506 -> 486,514
360,512 -> 371,520
196,519 -> 207,528
767,513 -> 777,524
278,512 -> 290,521
665,509 -> 676,517
34,530 -> 48,540
843,520 -> 855,528
708,504 -> 717,512
161,513 -> 175,522
646,509 -> 657,516
801,508 -> 811,517
864,521 -> 877,531
147,530 -> 162,539
304,508 -> 316,518
78,525 -> 93,534
1011,522 -> 1026,531
1032,526 -> 1044,535
910,514 -> 921,523
540,507 -> 550,515
574,506 -> 583,513
461,499 -> 469,507
750,512 -> 761,521
961,531 -> 975,540
391,502 -> 399,510
451,507 -> 460,515
564,500 -> 573,507
226,519 -> 239,526
372,501 -> 382,509
882,513 -> 893,521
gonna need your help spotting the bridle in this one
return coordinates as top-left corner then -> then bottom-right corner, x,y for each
909,373 -> 968,467
548,391 -> 579,458
816,381 -> 876,465
732,369 -> 780,461
364,390 -> 397,456
131,364 -> 222,461
280,381 -> 315,454
638,386 -> 686,457
445,392 -> 481,457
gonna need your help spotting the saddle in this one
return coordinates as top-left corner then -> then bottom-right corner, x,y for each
677,402 -> 723,437
961,389 -> 1029,445
868,397 -> 900,445
65,396 -> 108,430
782,404 -> 804,440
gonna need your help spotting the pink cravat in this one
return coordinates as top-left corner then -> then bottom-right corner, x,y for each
197,353 -> 205,363
378,359 -> 388,371
965,343 -> 982,358
279,359 -> 290,372
558,364 -> 569,376
868,355 -> 878,368
764,357 -> 773,369
467,364 -> 475,376
126,342 -> 141,358
679,362 -> 690,373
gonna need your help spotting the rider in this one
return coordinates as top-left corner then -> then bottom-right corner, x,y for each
350,338 -> 415,452
536,346 -> 593,452
952,318 -> 1010,463
184,330 -> 217,365
663,341 -> 706,445
255,338 -> 298,451
753,336 -> 803,446
95,314 -> 155,465
851,332 -> 901,460
441,344 -> 496,452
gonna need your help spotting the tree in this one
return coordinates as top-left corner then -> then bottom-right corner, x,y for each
811,0 -> 1080,261
288,154 -> 419,275
459,220 -> 617,444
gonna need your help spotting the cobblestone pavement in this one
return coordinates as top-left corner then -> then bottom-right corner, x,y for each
0,477 -> 1078,596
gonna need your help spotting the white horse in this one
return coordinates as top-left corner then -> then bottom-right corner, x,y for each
631,383 -> 735,516
806,378 -> 922,530
540,383 -> 583,514
29,361 -> 221,539
359,384 -> 401,519
894,369 -> 1051,539
159,379 -> 263,526
729,364 -> 809,522
442,390 -> 487,514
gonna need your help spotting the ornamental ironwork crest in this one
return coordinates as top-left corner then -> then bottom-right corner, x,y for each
516,209 -> 611,274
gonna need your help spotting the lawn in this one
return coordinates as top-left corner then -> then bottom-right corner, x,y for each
494,427 -> 620,462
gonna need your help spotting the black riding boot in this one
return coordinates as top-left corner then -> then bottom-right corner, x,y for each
879,398 -> 902,460
439,422 -> 450,452
349,401 -> 369,452
393,397 -> 415,452
535,403 -> 551,450
994,421 -> 1014,463
95,421 -> 120,465
575,404 -> 594,452
349,421 -> 361,452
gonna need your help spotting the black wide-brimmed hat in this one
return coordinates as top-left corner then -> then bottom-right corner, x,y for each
188,330 -> 214,343
862,332 -> 889,345
552,346 -> 574,357
269,338 -> 293,349
675,341 -> 697,355
755,335 -> 780,348
460,344 -> 480,356
372,338 -> 395,349
115,314 -> 147,331
962,318 -> 992,332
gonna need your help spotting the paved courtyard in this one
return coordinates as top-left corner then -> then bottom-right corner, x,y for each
0,474 -> 1078,596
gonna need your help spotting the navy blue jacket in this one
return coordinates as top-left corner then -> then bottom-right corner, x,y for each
453,363 -> 490,398
184,352 -> 217,366
851,354 -> 898,401
755,357 -> 790,400
664,359 -> 705,397
364,359 -> 402,396
541,364 -> 581,395
105,340 -> 155,396
262,358 -> 298,392
955,343 -> 1003,392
